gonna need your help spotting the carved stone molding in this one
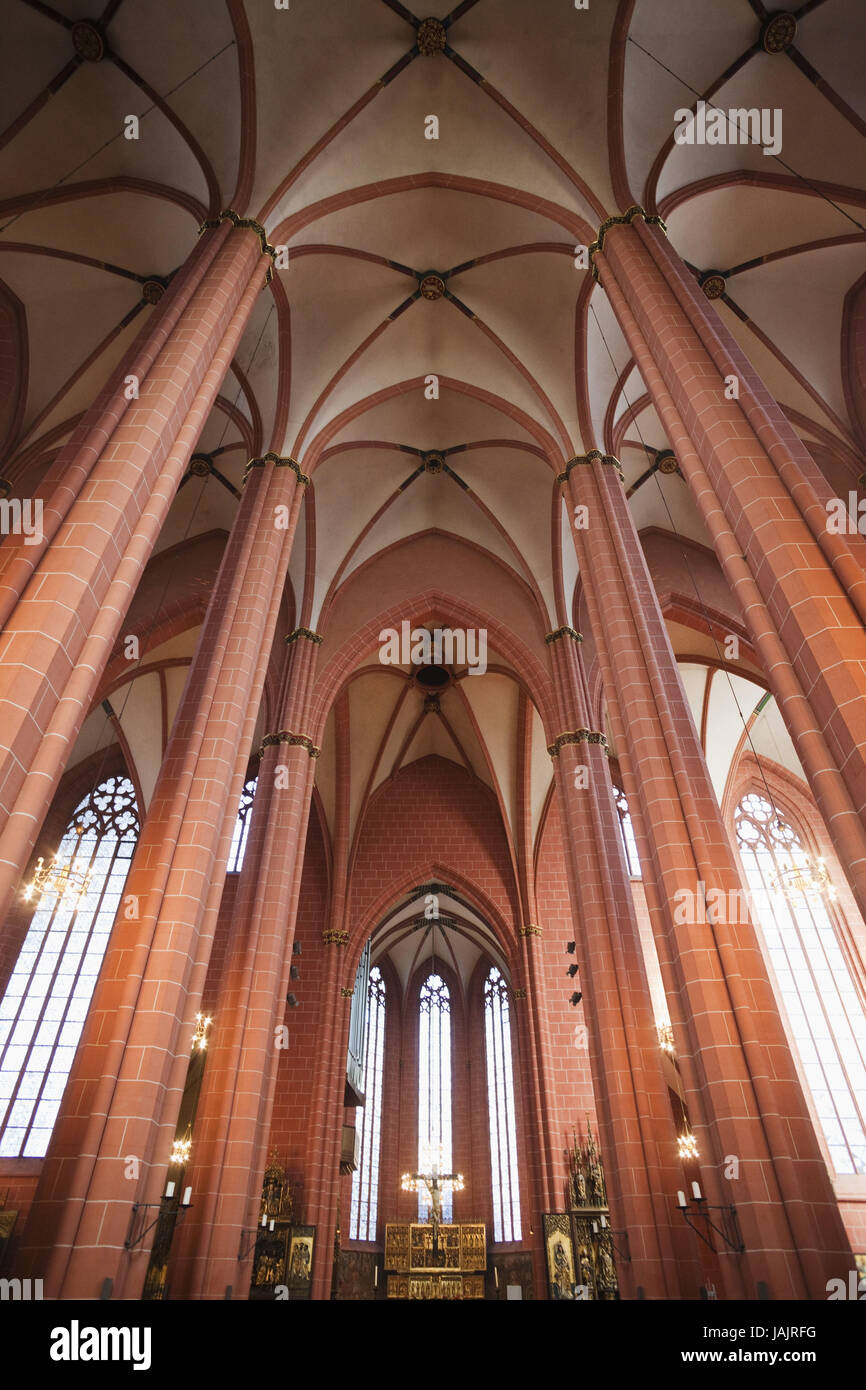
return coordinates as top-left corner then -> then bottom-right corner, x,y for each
545,626 -> 583,645
285,627 -> 323,647
547,729 -> 609,758
258,730 -> 320,759
589,205 -> 667,282
324,930 -> 350,947
557,451 -> 624,485
243,452 -> 310,488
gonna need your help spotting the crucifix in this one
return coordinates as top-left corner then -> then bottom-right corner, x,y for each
401,1149 -> 465,1254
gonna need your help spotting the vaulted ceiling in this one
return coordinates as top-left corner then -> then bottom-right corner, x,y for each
3,0 -> 863,911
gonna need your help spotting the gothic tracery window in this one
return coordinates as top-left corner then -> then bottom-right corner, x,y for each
613,784 -> 642,878
418,972 -> 453,1221
484,966 -> 522,1242
227,776 -> 257,873
735,791 -> 866,1175
0,775 -> 140,1158
349,965 -> 386,1241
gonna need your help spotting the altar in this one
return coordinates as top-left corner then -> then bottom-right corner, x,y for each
384,1222 -> 486,1299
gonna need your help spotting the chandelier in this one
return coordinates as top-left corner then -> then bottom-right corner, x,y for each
770,855 -> 836,902
23,824 -> 93,907
677,1129 -> 699,1161
191,1013 -> 212,1051
170,1128 -> 192,1167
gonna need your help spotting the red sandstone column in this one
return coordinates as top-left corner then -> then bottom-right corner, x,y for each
169,635 -> 321,1300
593,210 -> 866,920
0,215 -> 276,926
562,445 -> 853,1298
18,452 -> 306,1299
545,629 -> 700,1300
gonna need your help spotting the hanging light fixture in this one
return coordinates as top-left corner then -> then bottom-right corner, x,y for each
23,824 -> 93,907
677,1129 -> 699,1161
770,855 -> 836,902
170,1127 -> 192,1166
191,1013 -> 212,1051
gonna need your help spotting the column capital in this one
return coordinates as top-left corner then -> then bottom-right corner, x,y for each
340,986 -> 354,997
544,625 -> 583,645
258,730 -> 321,759
547,729 -> 609,758
517,923 -> 543,938
589,204 -> 667,282
323,929 -> 350,947
242,452 -> 310,488
513,987 -> 527,1000
557,451 -> 624,485
285,627 -> 323,647
198,208 -> 278,281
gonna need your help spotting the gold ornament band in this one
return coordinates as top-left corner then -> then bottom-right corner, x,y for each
285,627 -> 323,646
589,205 -> 667,282
243,452 -> 310,488
548,729 -> 609,757
557,451 -> 624,485
259,730 -> 321,759
323,930 -> 350,947
518,924 -> 543,938
545,626 -> 583,645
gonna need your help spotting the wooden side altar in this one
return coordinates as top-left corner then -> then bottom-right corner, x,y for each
384,1222 -> 486,1299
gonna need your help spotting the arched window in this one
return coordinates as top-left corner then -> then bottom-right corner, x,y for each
612,784 -> 641,878
735,791 -> 866,1175
484,966 -> 522,1242
349,965 -> 386,1241
418,973 -> 453,1221
0,775 -> 139,1158
227,776 -> 257,873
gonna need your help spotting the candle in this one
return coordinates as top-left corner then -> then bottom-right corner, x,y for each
494,1267 -> 499,1288
262,1213 -> 267,1227
269,1218 -> 275,1232
600,1215 -> 607,1228
692,1181 -> 702,1201
182,1186 -> 192,1206
165,1181 -> 175,1199
374,1265 -> 378,1288
592,1221 -> 598,1234
677,1190 -> 687,1208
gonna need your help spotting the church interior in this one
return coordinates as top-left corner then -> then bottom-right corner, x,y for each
0,0 -> 864,1307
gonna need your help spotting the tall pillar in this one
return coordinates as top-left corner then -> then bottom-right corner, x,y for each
592,208 -> 866,920
19,452 -> 307,1299
561,445 -> 853,1298
0,213 -> 277,925
544,627 -> 701,1300
169,632 -> 322,1300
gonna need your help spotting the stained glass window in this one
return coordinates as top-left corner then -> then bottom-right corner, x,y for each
349,966 -> 386,1241
0,775 -> 139,1158
484,966 -> 522,1242
418,973 -> 453,1221
735,791 -> 866,1175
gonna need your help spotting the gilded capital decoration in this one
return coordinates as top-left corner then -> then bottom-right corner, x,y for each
589,205 -> 667,282
340,986 -> 354,998
547,729 -> 609,758
323,929 -> 350,947
513,988 -> 527,1000
518,924 -> 543,938
243,452 -> 310,488
198,208 -> 278,282
545,626 -> 583,645
556,451 -> 624,485
258,730 -> 321,759
285,627 -> 323,646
